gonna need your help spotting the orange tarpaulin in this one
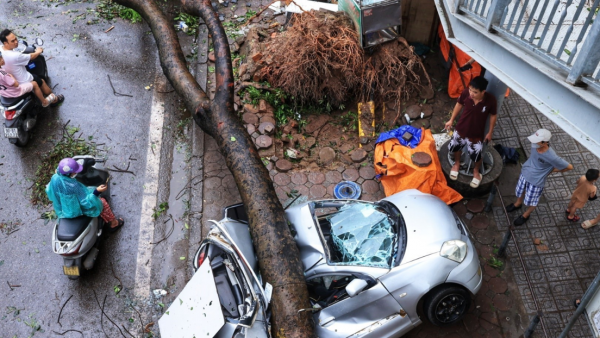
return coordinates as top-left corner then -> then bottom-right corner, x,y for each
438,24 -> 482,99
374,129 -> 463,205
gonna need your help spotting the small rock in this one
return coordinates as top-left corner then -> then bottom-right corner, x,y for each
235,35 -> 245,46
232,58 -> 240,68
271,156 -> 279,162
208,51 -> 216,62
259,99 -> 267,113
246,124 -> 256,134
465,212 -> 474,220
281,133 -> 290,142
219,15 -> 225,21
244,103 -> 260,115
406,105 -> 422,120
231,0 -> 237,3
319,147 -> 336,166
212,2 -> 218,10
533,238 -> 542,245
412,152 -> 432,167
275,159 -> 293,172
283,120 -> 297,134
305,137 -> 316,148
359,137 -> 371,145
252,52 -> 263,63
350,148 -> 368,163
246,2 -> 252,6
252,72 -> 262,82
255,135 -> 272,149
222,1 -> 229,7
242,112 -> 258,125
230,42 -> 239,53
258,122 -> 275,135
251,132 -> 260,139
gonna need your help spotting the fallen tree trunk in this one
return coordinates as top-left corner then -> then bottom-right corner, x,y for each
113,0 -> 315,337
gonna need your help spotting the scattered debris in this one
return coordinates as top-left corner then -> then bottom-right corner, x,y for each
104,26 -> 115,33
57,295 -> 73,327
107,74 -> 133,98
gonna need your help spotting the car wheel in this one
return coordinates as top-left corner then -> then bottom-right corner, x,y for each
424,285 -> 471,326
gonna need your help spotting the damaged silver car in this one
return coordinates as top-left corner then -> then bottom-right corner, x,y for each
158,189 -> 482,337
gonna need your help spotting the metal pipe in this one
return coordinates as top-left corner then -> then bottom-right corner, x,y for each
495,181 -> 549,337
484,183 -> 496,212
558,271 -> 600,338
528,0 -> 549,43
566,3 -> 600,84
521,0 -> 541,39
524,312 -> 541,338
566,0 -> 600,65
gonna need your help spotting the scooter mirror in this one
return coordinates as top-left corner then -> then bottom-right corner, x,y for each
35,38 -> 44,46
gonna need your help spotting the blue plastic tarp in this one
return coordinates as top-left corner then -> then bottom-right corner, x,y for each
376,125 -> 422,148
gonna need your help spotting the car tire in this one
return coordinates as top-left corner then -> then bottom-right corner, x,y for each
423,285 -> 471,326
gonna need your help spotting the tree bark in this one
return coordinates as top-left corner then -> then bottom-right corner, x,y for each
113,0 -> 315,337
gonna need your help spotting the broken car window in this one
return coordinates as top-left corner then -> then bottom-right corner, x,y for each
324,202 -> 396,268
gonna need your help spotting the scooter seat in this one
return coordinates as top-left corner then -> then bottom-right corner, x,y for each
57,216 -> 92,241
0,93 -> 29,107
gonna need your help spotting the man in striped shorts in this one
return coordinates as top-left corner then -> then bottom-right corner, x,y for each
505,129 -> 573,226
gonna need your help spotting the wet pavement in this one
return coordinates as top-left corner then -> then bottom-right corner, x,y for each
0,1 -> 179,336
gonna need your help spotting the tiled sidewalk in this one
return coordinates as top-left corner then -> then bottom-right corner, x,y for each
492,94 -> 600,338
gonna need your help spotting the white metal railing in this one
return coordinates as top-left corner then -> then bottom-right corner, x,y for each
455,0 -> 600,88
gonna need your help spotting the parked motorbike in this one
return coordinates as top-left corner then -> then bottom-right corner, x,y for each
1,37 -> 49,147
51,155 -> 111,280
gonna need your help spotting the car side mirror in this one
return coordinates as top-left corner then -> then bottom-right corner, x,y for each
345,279 -> 368,297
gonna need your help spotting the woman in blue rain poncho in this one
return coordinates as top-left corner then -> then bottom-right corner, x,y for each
46,158 -> 124,232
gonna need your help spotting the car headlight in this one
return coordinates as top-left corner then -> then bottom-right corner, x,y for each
440,240 -> 467,263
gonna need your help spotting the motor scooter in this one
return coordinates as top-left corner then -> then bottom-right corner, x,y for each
51,155 -> 111,280
1,37 -> 49,147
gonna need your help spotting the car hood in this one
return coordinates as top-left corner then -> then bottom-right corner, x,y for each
383,189 -> 463,264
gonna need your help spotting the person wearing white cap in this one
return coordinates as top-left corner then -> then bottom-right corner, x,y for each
506,129 -> 573,226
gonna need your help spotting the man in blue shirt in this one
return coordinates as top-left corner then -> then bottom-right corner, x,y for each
505,129 -> 573,226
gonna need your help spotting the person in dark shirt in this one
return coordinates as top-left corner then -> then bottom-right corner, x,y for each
444,76 -> 497,188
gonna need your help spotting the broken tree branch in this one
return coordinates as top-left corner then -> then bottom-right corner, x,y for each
52,329 -> 84,337
107,75 -> 133,98
57,295 -> 73,327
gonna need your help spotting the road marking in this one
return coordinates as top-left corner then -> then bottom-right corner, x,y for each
134,74 -> 166,300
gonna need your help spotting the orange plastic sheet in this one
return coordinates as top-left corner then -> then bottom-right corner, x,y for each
374,129 -> 463,205
438,24 -> 482,98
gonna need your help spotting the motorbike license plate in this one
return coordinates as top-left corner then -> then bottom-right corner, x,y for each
3,127 -> 18,138
63,265 -> 80,276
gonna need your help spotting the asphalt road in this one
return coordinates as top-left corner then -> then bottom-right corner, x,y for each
0,1 -> 190,337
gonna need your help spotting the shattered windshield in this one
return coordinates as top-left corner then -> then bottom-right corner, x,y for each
321,202 -> 396,268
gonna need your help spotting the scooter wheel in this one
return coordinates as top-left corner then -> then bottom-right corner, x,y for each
67,275 -> 79,280
13,128 -> 29,147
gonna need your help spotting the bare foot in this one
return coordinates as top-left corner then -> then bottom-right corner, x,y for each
451,162 -> 460,172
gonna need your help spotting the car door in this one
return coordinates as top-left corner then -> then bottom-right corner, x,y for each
312,274 -> 414,337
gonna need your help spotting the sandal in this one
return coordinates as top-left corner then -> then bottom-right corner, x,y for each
449,170 -> 459,181
470,176 -> 482,188
567,215 -> 581,222
50,94 -> 65,107
108,218 -> 125,233
42,94 -> 56,108
582,220 -> 598,229
565,209 -> 571,215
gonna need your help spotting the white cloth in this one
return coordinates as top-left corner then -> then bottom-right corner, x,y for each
0,47 -> 33,83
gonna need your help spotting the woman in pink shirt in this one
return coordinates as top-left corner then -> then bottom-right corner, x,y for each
0,51 -> 54,107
